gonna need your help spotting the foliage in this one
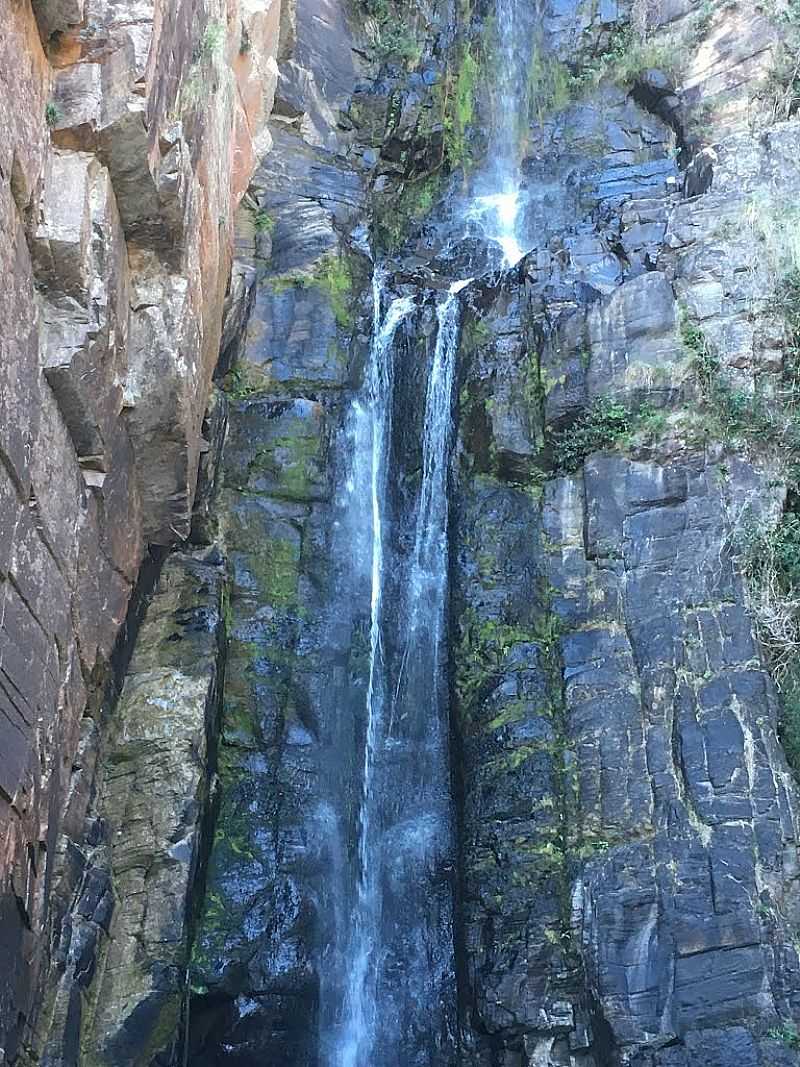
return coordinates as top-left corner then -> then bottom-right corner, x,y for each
734,503 -> 800,690
222,362 -> 267,401
759,1 -> 800,119
574,26 -> 683,94
254,209 -> 275,233
372,172 -> 442,251
550,396 -> 656,473
201,20 -> 226,58
45,101 -> 61,127
745,193 -> 800,280
768,1022 -> 800,1050
773,269 -> 800,380
360,0 -> 423,67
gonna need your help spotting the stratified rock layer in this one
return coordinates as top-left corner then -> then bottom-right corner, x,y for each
0,0 -> 280,1059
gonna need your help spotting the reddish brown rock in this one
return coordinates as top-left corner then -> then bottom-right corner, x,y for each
0,0 -> 280,1057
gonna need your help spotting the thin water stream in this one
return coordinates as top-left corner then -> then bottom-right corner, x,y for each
325,0 -> 533,1061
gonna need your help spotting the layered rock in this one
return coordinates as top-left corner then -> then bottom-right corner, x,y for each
0,0 -> 280,1059
452,2 -> 800,1063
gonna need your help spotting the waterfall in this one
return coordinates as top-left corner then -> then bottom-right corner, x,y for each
467,0 -> 530,266
336,279 -> 415,1067
408,284 -> 469,644
325,2 -> 534,1061
327,277 -> 464,1066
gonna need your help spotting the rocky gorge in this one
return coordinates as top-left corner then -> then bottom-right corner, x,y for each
5,0 -> 800,1064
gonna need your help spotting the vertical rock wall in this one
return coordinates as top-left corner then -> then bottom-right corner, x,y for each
0,0 -> 280,1059
452,2 -> 800,1064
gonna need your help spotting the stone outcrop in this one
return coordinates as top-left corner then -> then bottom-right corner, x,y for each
0,0 -> 280,1060
35,551 -> 225,1067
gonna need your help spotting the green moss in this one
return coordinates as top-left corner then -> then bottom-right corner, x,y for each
313,253 -> 354,327
442,45 -> 480,168
254,209 -> 275,233
261,253 -> 353,327
525,45 -> 578,127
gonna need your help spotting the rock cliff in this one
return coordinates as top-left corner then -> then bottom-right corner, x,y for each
0,0 -> 280,1060
6,0 -> 800,1064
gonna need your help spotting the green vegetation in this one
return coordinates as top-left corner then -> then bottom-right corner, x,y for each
768,1022 -> 800,1050
577,26 -> 683,91
45,101 -> 61,127
372,171 -> 443,251
735,503 -> 800,702
760,0 -> 800,120
550,396 -> 660,473
201,19 -> 226,58
253,209 -> 275,234
745,192 -> 800,282
525,46 -> 577,126
312,253 -> 354,327
222,362 -> 269,401
680,288 -> 800,780
519,20 -> 687,129
447,47 -> 479,164
360,0 -> 423,67
679,308 -> 800,475
261,253 -> 354,327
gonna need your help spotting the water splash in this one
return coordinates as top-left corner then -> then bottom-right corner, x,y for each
466,192 -> 525,267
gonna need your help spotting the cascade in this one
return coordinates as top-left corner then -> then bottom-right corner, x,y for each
327,0 -> 534,1060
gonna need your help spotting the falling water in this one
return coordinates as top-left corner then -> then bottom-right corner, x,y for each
408,282 -> 471,642
326,0 -> 534,1060
468,0 -> 531,266
335,277 -> 415,1067
328,277 -> 466,1067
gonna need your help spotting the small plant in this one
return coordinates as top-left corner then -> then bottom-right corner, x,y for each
551,396 -> 641,473
239,24 -> 251,55
201,20 -> 226,58
223,363 -> 266,401
773,269 -> 800,381
574,25 -> 684,95
768,1021 -> 800,1049
45,101 -> 61,127
254,209 -> 275,234
362,0 -> 423,68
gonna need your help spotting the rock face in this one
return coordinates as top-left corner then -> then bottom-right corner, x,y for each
8,0 -> 800,1064
0,0 -> 279,1060
35,551 -> 225,1067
